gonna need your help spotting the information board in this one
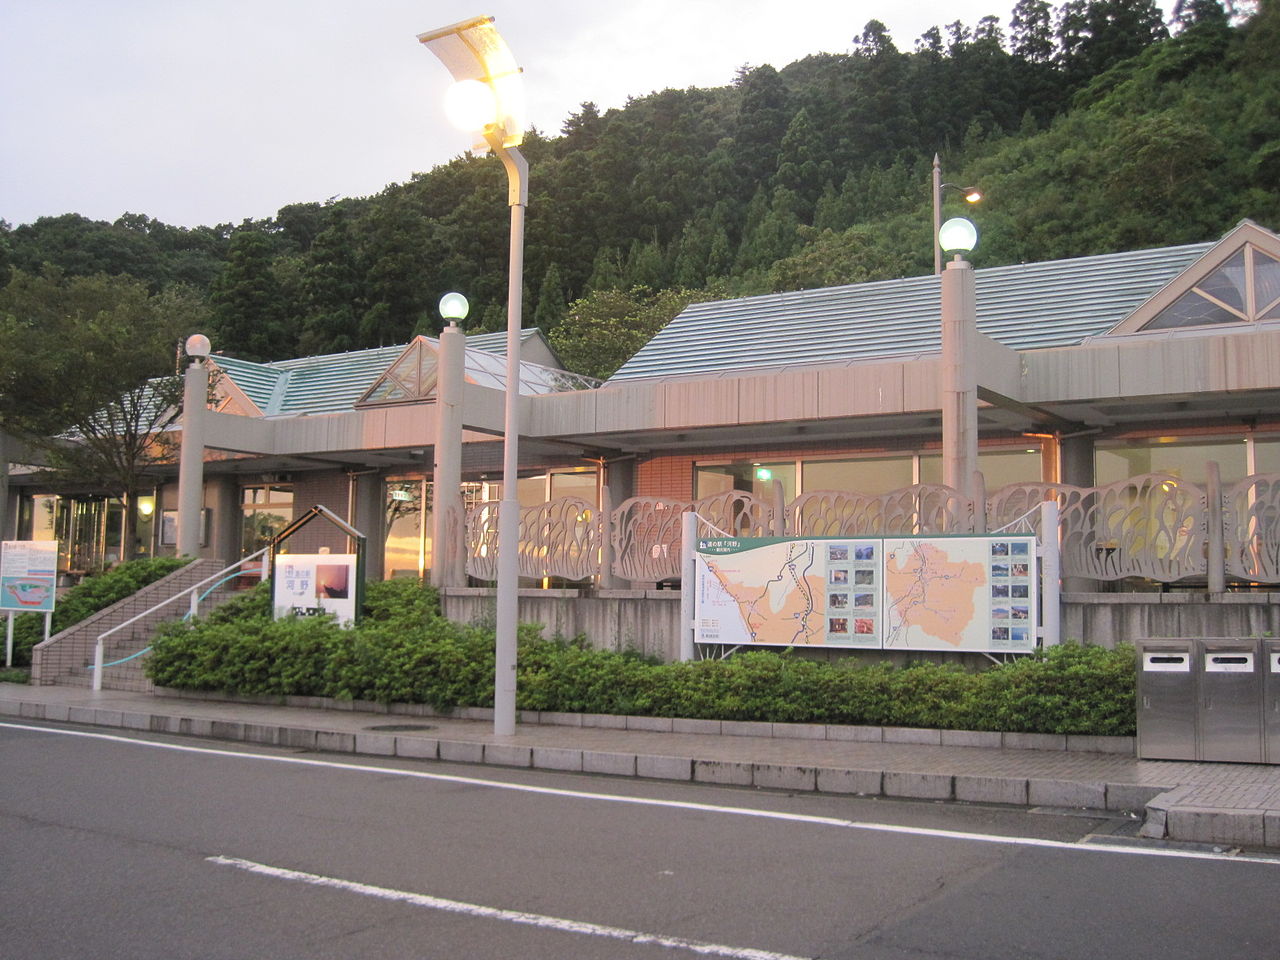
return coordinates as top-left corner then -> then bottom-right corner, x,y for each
272,554 -> 358,626
694,535 -> 1038,653
1,540 -> 59,614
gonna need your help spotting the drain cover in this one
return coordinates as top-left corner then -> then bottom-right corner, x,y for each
364,723 -> 436,732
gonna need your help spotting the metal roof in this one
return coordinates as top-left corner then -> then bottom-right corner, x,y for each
211,334 -> 597,418
608,242 -> 1213,382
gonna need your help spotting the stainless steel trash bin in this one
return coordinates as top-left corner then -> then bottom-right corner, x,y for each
1265,639 -> 1280,765
1198,638 -> 1263,764
1137,639 -> 1197,761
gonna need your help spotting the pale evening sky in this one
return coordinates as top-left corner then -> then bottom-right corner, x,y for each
2,0 -> 1097,230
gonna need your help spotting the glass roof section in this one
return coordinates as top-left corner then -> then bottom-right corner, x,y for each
356,336 -> 600,408
359,339 -> 439,405
1144,244 -> 1280,331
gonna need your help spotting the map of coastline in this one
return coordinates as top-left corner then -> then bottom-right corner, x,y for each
702,541 -> 826,644
884,540 -> 987,648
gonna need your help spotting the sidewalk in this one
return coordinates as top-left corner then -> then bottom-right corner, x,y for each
3,682 -> 1279,850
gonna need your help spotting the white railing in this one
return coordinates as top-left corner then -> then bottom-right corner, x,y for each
91,549 -> 268,691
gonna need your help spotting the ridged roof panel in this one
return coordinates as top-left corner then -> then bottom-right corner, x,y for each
212,335 -> 597,418
608,242 -> 1212,382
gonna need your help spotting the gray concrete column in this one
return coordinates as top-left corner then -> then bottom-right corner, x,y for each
1059,435 -> 1096,487
941,257 -> 978,502
352,472 -> 385,582
1059,434 -> 1097,593
431,322 -> 466,588
597,458 -> 634,589
208,477 -> 239,564
176,352 -> 209,557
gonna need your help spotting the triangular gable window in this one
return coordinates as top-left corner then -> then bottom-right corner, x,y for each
1143,245 -> 1280,331
356,338 -> 439,406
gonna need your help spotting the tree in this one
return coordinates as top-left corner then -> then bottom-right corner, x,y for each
548,286 -> 708,379
1011,0 -> 1056,61
208,230 -> 290,360
732,64 -> 792,189
0,270 -> 205,559
533,263 -> 567,331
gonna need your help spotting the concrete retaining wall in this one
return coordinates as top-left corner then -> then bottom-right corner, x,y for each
443,587 -> 1280,661
441,587 -> 682,660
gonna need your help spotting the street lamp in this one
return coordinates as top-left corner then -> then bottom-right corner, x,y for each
419,16 -> 527,738
932,154 -> 982,275
939,217 -> 979,502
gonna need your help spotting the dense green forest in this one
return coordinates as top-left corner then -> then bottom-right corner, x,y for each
1,0 -> 1277,379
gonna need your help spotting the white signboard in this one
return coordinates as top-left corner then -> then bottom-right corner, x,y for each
272,554 -> 357,626
694,535 -> 1038,654
1,540 -> 59,614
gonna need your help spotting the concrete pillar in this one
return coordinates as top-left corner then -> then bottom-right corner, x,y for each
352,472 -> 385,582
1059,435 -> 1096,487
176,353 -> 209,557
431,322 -> 466,588
1059,434 -> 1097,593
941,256 -> 978,502
208,477 -> 239,563
599,458 -> 635,589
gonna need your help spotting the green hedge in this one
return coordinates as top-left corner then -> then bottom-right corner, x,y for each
146,578 -> 1137,736
8,556 -> 192,667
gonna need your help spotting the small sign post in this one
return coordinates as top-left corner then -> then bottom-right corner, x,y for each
1,540 -> 59,667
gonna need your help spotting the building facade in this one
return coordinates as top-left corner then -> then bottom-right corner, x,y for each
6,220 -> 1280,653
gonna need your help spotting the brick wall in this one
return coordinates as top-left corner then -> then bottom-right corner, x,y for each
289,471 -> 353,554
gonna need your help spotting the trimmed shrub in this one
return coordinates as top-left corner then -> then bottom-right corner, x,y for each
145,578 -> 1137,736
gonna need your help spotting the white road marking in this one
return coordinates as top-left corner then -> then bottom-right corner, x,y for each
4,720 -> 1278,866
207,854 -> 813,960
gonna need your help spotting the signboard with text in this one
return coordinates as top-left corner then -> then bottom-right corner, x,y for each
1,540 -> 59,614
695,535 -> 1038,654
272,554 -> 358,626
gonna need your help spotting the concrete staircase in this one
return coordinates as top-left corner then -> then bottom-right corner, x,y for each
30,559 -> 240,693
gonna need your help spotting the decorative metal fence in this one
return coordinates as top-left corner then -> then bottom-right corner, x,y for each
788,484 -> 976,538
463,465 -> 1280,588
465,496 -> 601,582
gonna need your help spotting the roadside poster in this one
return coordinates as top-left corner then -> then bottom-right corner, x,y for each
1,540 -> 59,614
694,534 -> 1038,653
272,553 -> 357,626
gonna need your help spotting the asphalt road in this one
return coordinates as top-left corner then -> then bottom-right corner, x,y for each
2,719 -> 1277,960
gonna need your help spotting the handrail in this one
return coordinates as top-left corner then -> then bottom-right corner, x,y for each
91,549 -> 269,691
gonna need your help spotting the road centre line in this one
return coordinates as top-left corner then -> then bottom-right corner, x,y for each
207,854 -> 813,960
5,721 -> 1277,866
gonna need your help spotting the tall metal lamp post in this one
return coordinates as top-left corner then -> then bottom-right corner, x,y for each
419,17 -> 527,737
932,155 -> 982,275
939,217 -> 980,503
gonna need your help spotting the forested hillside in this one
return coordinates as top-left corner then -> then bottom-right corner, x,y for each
2,0 -> 1276,379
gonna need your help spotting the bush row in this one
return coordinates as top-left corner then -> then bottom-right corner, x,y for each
146,580 -> 1137,736
8,556 -> 192,666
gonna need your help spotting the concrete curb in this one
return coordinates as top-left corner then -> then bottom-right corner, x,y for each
7,691 -> 1275,849
0,694 -> 1140,811
152,687 -> 1138,756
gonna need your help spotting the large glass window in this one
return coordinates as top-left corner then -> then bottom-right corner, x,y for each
241,485 -> 293,557
802,456 -> 912,495
384,479 -> 428,578
919,447 -> 1043,488
695,461 -> 797,501
1095,438 -> 1248,485
1254,438 -> 1280,475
